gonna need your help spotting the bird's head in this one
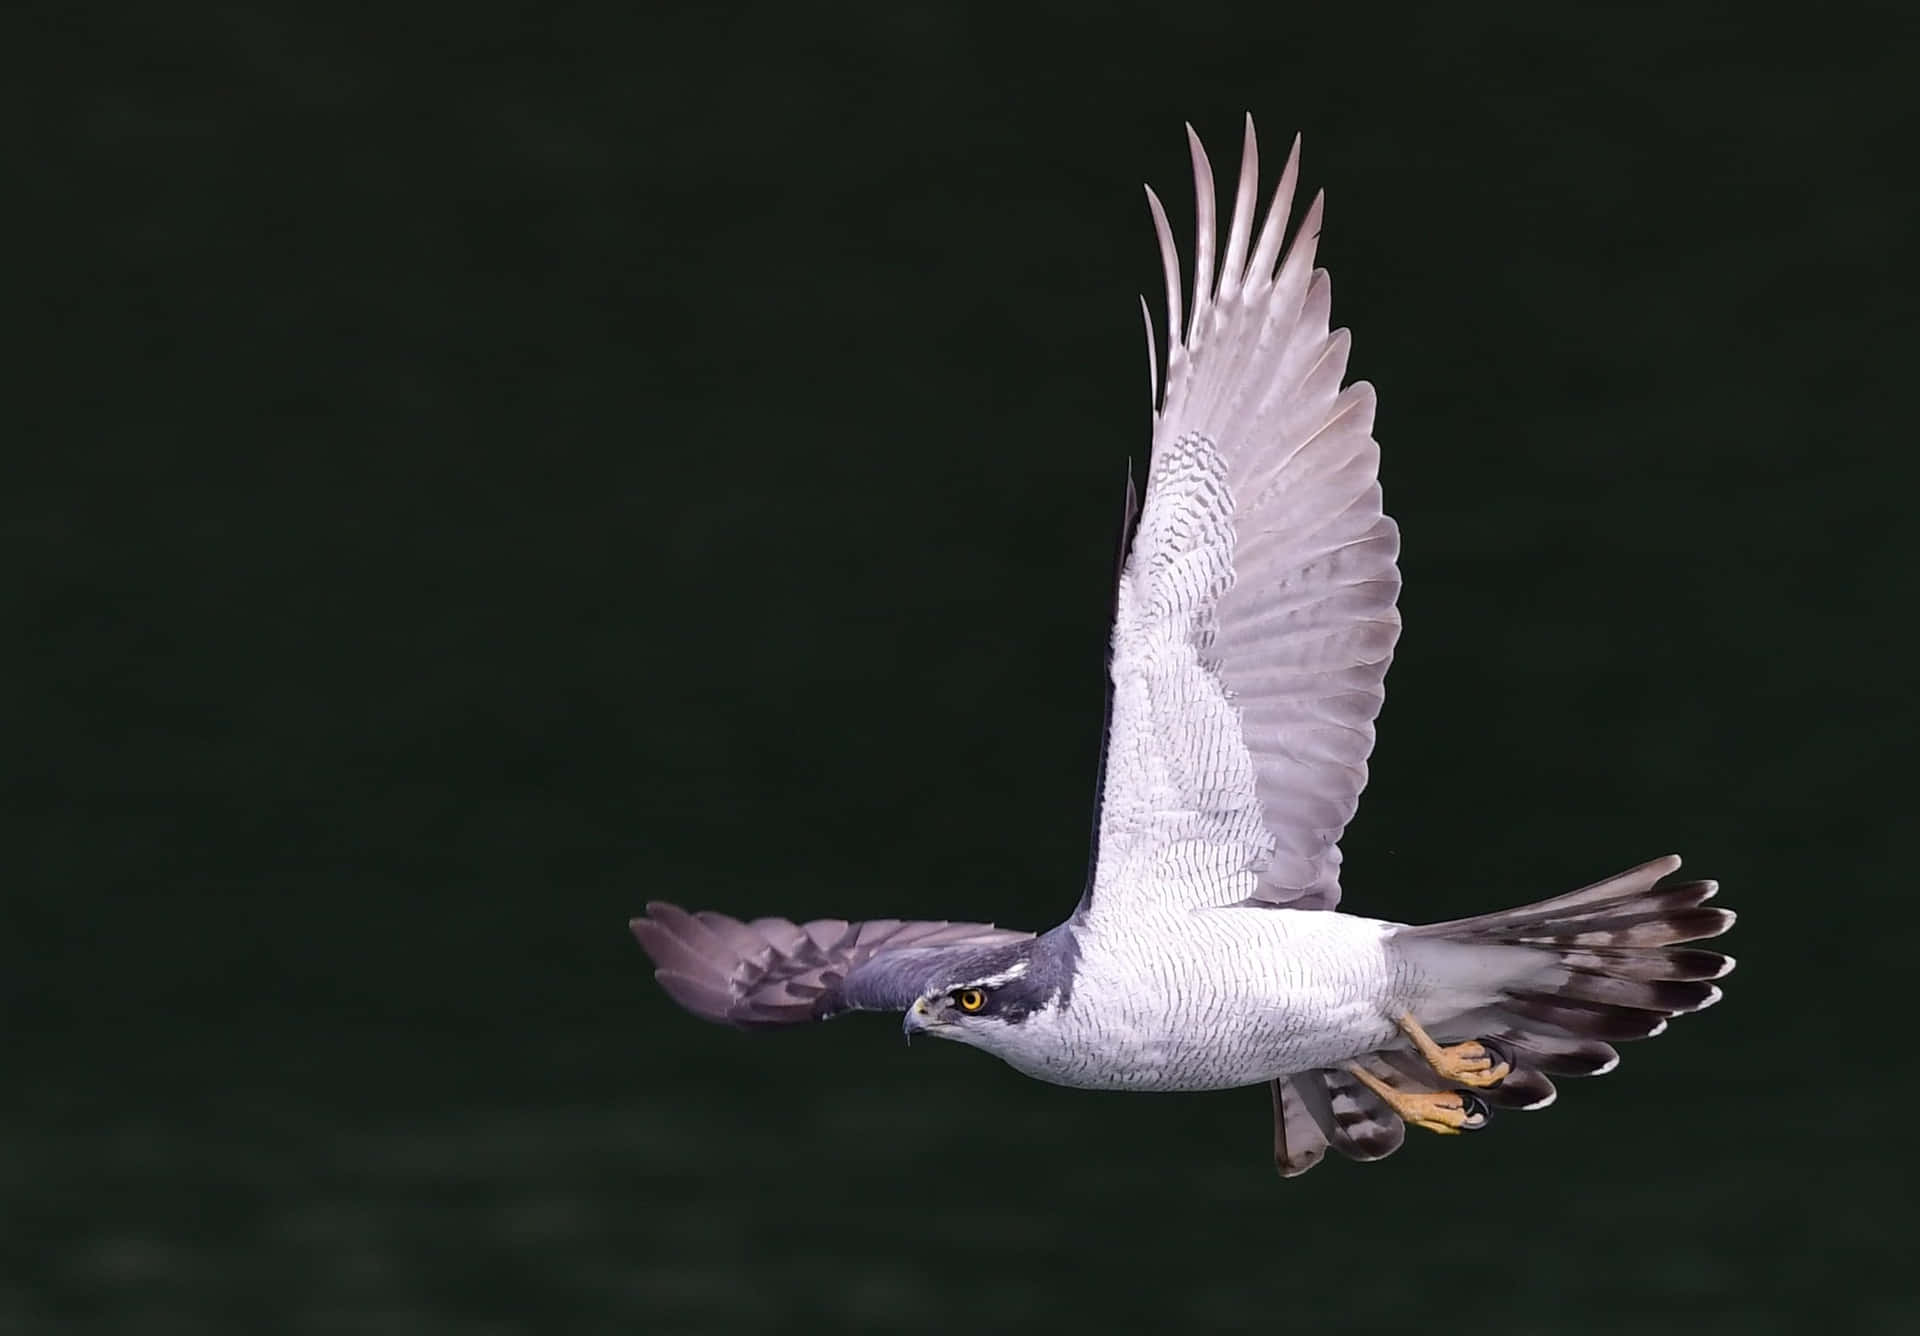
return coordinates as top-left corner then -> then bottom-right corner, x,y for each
900,948 -> 1066,1055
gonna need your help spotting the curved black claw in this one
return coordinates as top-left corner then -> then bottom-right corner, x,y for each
1479,1038 -> 1513,1086
1458,1091 -> 1491,1130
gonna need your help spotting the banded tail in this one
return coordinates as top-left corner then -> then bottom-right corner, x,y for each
1271,856 -> 1734,1176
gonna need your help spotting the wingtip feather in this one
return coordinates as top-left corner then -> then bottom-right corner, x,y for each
1247,131 -> 1302,285
654,968 -> 736,1022
1185,123 -> 1217,345
1139,292 -> 1159,410
1143,183 -> 1182,361
1216,117 -> 1259,304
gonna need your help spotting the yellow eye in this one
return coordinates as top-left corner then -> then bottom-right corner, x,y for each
955,988 -> 987,1014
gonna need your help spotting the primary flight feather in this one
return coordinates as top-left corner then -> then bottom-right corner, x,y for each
631,119 -> 1734,1177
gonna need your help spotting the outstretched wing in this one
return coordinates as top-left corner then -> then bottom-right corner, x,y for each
631,905 -> 1033,1027
1082,119 -> 1401,926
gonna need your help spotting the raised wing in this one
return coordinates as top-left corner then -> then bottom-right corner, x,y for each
1082,119 -> 1401,925
631,905 -> 1033,1027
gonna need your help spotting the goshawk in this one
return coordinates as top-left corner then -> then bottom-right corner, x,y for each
632,120 -> 1734,1177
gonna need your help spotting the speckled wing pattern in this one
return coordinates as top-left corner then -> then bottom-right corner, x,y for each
1084,119 -> 1401,923
631,906 -> 1033,1027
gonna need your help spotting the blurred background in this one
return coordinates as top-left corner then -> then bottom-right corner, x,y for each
10,3 -> 1915,1332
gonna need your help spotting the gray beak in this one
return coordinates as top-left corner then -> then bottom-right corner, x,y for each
903,997 -> 935,1039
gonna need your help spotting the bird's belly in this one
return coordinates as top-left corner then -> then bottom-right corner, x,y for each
1006,909 -> 1410,1092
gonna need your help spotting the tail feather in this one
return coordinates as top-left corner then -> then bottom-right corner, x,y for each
1493,1027 -> 1620,1076
1474,1065 -> 1558,1110
1544,972 -> 1723,1014
1430,851 -> 1732,1066
1453,880 -> 1719,940
1557,946 -> 1734,982
1271,855 -> 1732,1177
1289,1068 -> 1405,1162
1496,992 -> 1674,1041
1412,855 -> 1681,935
1519,906 -> 1733,950
1269,1078 -> 1329,1178
1323,1067 -> 1407,1161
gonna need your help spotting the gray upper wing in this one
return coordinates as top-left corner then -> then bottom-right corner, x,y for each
632,904 -> 1033,1027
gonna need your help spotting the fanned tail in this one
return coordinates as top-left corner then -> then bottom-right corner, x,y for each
1270,856 -> 1733,1177
1408,853 -> 1735,1043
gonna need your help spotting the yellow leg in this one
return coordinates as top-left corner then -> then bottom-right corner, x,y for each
1397,1012 -> 1510,1088
1344,1063 -> 1487,1135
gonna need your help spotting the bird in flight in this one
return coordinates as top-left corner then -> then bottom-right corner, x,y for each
632,118 -> 1734,1177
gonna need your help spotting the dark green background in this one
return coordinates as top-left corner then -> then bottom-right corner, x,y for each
11,4 -> 1914,1332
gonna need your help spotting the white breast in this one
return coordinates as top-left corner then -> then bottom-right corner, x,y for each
994,907 -> 1415,1092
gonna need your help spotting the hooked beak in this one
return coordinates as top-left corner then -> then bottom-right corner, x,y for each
903,997 -> 939,1041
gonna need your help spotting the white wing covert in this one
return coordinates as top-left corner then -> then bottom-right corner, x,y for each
1082,119 -> 1401,926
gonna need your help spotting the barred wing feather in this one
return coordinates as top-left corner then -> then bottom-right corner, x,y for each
1083,119 -> 1401,924
631,906 -> 1033,1027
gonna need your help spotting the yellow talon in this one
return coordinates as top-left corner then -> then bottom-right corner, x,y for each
1397,1012 -> 1510,1088
1344,1063 -> 1487,1134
